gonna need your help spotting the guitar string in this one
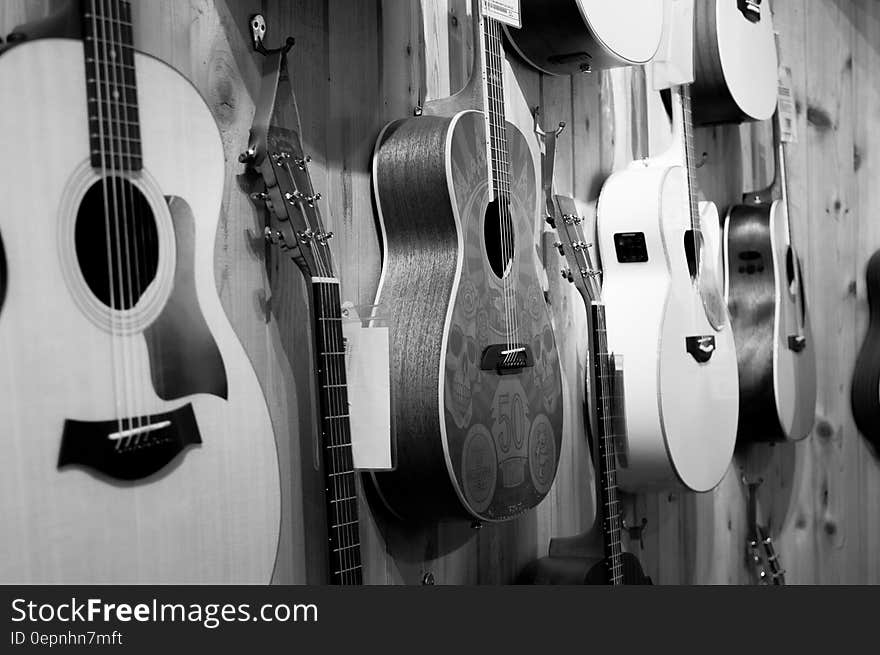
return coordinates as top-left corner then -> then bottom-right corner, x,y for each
483,15 -> 512,359
112,0 -> 149,440
492,18 -> 516,360
102,0 -> 139,442
776,133 -> 805,335
90,0 -> 123,440
105,0 -> 143,442
491,18 -> 514,360
98,0 -> 132,439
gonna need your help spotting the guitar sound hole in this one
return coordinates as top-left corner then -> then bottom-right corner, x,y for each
484,196 -> 515,279
75,176 -> 159,310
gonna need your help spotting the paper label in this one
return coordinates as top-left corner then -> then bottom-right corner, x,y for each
482,0 -> 521,28
777,65 -> 797,143
343,324 -> 393,471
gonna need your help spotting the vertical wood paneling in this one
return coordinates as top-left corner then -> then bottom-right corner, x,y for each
2,0 -> 879,585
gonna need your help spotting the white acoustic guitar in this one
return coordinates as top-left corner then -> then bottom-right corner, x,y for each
691,0 -> 778,125
0,0 -> 281,583
505,0 -> 665,75
595,80 -> 739,493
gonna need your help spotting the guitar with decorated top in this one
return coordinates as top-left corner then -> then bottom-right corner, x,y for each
370,0 -> 563,522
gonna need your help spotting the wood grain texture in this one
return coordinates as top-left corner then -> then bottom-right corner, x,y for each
3,0 -> 880,584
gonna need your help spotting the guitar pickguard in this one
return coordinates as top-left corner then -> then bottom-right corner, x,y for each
144,196 -> 227,401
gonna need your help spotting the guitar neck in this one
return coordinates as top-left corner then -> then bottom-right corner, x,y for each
310,280 -> 362,585
590,302 -> 625,585
477,8 -> 511,201
81,0 -> 142,171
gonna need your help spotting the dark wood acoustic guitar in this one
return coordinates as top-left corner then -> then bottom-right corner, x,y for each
244,26 -> 362,584
852,250 -> 880,454
370,0 -> 564,523
519,195 -> 649,585
722,111 -> 817,443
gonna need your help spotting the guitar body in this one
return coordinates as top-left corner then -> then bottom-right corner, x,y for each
0,40 -> 280,583
852,250 -> 880,452
692,0 -> 778,125
723,199 -> 816,442
371,110 -> 564,522
518,552 -> 651,585
596,162 -> 739,492
505,0 -> 663,75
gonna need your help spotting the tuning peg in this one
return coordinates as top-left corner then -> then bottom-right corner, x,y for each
545,216 -> 557,229
239,145 -> 257,163
295,155 -> 312,170
263,226 -> 284,244
250,191 -> 269,202
271,152 -> 291,166
553,241 -> 564,256
560,268 -> 573,282
572,241 -> 592,252
562,213 -> 582,225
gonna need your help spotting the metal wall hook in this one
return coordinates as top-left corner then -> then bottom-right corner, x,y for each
249,13 -> 295,56
532,105 -> 566,142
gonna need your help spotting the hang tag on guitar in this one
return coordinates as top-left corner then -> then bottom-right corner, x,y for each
776,65 -> 797,143
342,315 -> 393,471
482,0 -> 521,28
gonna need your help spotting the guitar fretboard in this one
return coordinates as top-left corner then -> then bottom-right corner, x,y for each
680,87 -> 702,249
82,0 -> 142,171
482,16 -> 511,202
591,303 -> 624,585
312,281 -> 362,585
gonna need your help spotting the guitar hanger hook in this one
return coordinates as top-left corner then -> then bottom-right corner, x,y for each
532,105 -> 566,142
249,13 -> 295,56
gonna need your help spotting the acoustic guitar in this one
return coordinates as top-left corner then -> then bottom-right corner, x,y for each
0,0 -> 280,582
595,81 -> 739,493
518,195 -> 650,585
722,111 -> 817,443
370,0 -> 564,523
504,0 -> 664,75
852,250 -> 880,454
691,0 -> 778,125
245,30 -> 363,585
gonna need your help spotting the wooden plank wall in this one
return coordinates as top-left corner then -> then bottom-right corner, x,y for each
1,0 -> 878,584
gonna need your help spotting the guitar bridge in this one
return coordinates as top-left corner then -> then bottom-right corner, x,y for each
685,335 -> 716,363
480,344 -> 534,374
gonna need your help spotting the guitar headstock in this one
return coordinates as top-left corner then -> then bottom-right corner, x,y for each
547,194 -> 600,305
745,479 -> 786,585
252,127 -> 335,281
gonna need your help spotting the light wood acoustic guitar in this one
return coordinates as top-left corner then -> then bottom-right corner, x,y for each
370,0 -> 564,523
691,0 -> 778,125
0,0 -> 280,583
505,0 -> 665,75
595,79 -> 739,493
722,111 -> 817,443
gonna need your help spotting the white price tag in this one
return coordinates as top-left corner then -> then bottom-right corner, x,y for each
777,65 -> 797,143
482,0 -> 521,28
